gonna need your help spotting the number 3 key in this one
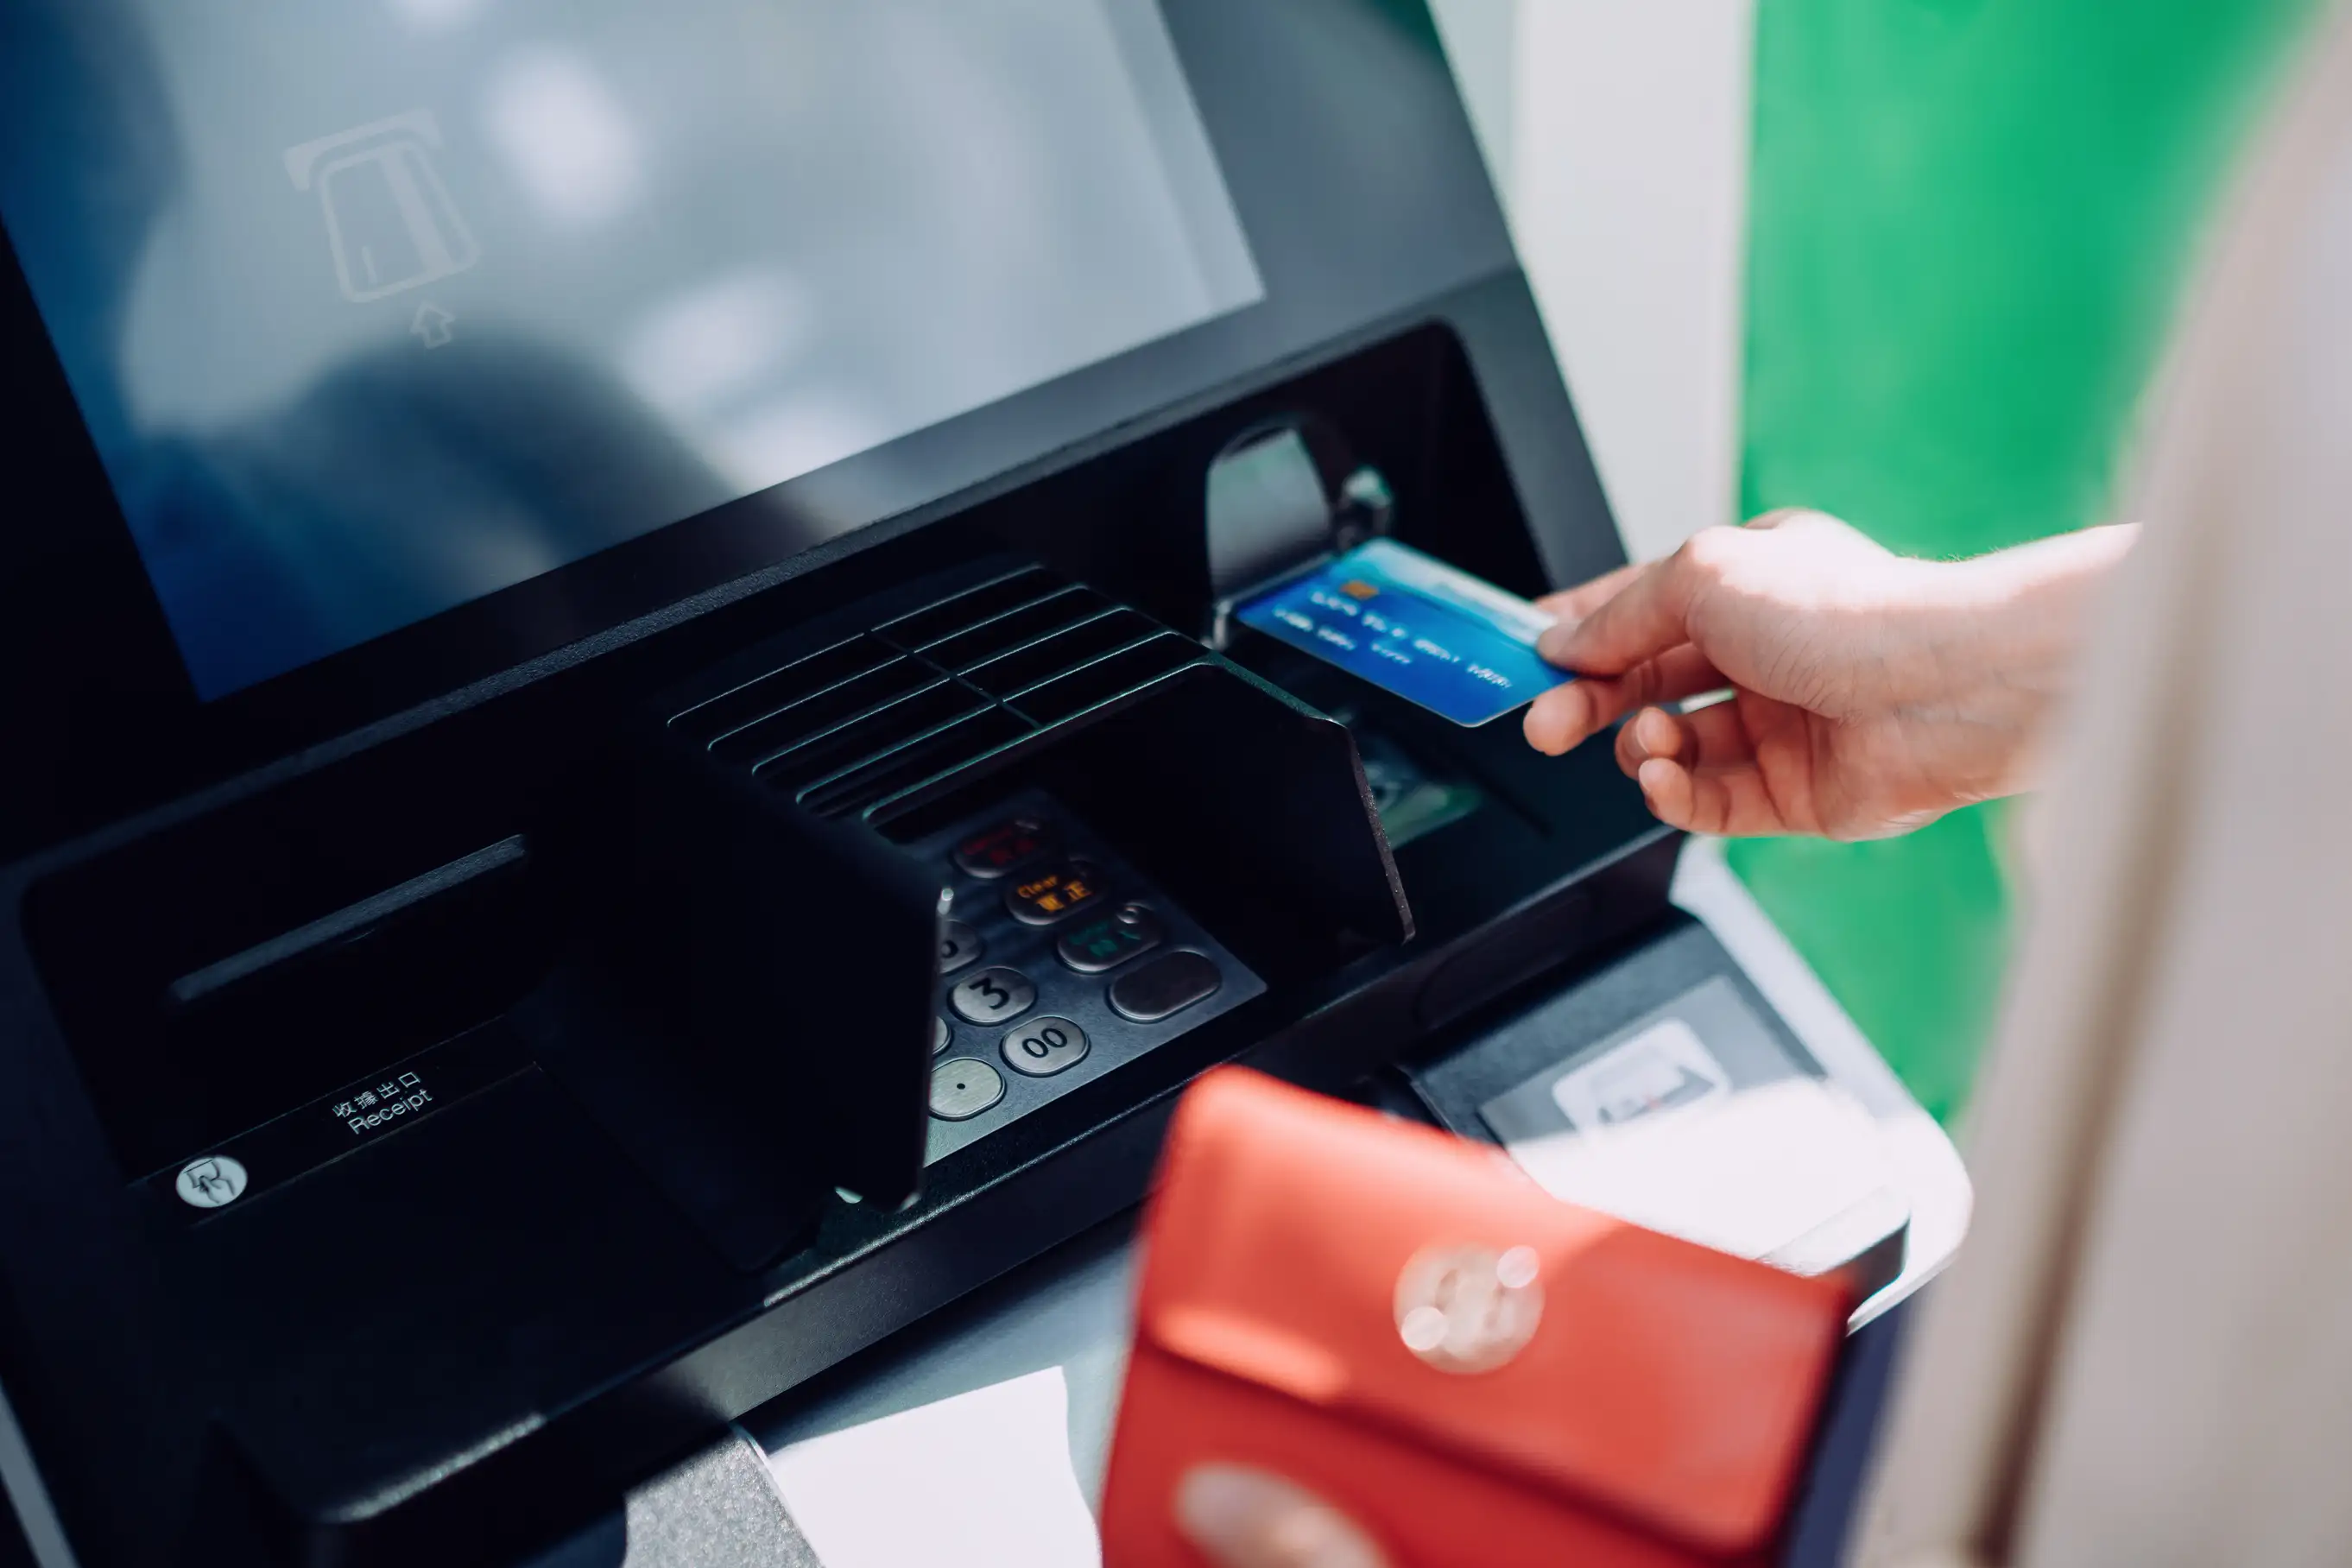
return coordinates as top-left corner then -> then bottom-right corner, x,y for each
950,966 -> 1035,1026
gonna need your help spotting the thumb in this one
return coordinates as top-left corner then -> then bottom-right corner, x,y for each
1173,1466 -> 1391,1568
1540,537 -> 1709,676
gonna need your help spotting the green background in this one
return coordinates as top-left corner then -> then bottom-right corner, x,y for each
1733,0 -> 2322,1124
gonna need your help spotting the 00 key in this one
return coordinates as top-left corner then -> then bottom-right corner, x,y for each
1001,1017 -> 1089,1077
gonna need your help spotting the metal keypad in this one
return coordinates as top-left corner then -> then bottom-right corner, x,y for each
953,816 -> 1054,880
910,787 -> 1264,1165
1000,1017 -> 1089,1078
929,1059 -> 1004,1121
1057,903 -> 1164,974
938,919 -> 984,974
948,966 -> 1036,1026
1002,861 -> 1107,926
1108,951 -> 1223,1022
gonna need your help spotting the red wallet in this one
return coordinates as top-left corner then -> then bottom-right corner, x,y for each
1099,1068 -> 1851,1566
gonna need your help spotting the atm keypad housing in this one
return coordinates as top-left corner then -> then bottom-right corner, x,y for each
908,787 -> 1262,1163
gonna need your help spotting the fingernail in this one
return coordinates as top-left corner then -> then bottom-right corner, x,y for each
1175,1466 -> 1387,1568
1177,1467 -> 1289,1563
1635,758 -> 1676,820
1635,707 -> 1686,768
1523,690 -> 1577,756
1177,1468 -> 1242,1541
1537,620 -> 1577,665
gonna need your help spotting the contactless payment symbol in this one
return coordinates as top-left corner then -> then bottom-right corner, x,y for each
175,1154 -> 249,1210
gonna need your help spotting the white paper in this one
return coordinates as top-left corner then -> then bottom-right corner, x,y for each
1548,1015 -> 1728,1131
1505,1075 -> 1893,1261
768,1366 -> 1102,1568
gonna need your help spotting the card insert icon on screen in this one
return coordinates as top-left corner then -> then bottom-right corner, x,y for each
285,110 -> 482,304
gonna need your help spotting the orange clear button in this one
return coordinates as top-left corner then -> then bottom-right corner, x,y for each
1004,861 -> 1108,927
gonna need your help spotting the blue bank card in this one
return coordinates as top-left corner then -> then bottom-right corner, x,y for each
1234,539 -> 1573,725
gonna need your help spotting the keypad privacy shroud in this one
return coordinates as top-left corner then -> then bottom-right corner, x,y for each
912,787 -> 1262,1163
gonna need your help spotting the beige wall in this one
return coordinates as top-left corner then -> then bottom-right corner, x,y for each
1431,0 -> 1758,565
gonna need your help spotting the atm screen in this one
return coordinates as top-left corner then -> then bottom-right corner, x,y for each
0,0 -> 1262,697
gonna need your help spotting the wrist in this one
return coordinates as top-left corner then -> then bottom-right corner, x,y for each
1934,525 -> 2138,795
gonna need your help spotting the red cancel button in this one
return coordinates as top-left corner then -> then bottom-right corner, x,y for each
953,816 -> 1054,880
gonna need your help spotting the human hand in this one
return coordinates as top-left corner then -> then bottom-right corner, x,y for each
1521,511 -> 2136,838
1174,1465 -> 1389,1568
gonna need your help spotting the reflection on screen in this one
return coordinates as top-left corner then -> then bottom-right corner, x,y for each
0,0 -> 1261,696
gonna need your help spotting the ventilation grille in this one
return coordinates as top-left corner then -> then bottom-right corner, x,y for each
668,568 -> 1203,819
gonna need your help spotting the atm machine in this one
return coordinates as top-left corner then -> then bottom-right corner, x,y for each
0,3 -> 1963,1564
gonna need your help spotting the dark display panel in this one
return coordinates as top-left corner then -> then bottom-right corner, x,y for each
0,0 -> 1517,857
0,0 -> 1260,697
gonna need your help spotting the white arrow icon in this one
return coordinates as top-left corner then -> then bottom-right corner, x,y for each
411,300 -> 456,349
